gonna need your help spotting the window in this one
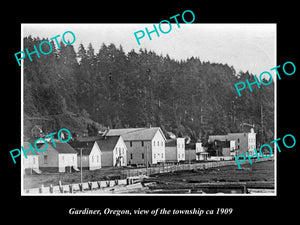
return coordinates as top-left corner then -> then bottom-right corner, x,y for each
44,155 -> 48,164
122,148 -> 124,155
153,141 -> 155,146
178,154 -> 180,158
142,153 -> 144,159
130,154 -> 133,160
154,154 -> 156,159
142,141 -> 144,147
62,156 -> 64,161
97,155 -> 99,162
92,156 -> 94,163
161,141 -> 163,146
130,141 -> 132,147
157,141 -> 159,146
119,148 -> 121,155
238,138 -> 240,143
162,153 -> 163,158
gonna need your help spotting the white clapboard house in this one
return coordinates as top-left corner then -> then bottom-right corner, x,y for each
106,127 -> 166,166
70,137 -> 102,171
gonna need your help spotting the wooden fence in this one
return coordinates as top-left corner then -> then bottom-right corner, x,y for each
121,157 -> 272,177
24,157 -> 272,194
24,177 -> 141,194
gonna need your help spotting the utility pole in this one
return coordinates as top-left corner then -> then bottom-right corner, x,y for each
199,105 -> 203,142
259,87 -> 265,148
80,148 -> 83,185
261,103 -> 264,145
145,146 -> 148,169
232,97 -> 237,128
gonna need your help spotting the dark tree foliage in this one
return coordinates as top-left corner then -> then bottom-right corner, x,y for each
23,37 -> 274,143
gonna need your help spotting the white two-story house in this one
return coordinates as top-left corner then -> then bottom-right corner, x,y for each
106,127 -> 166,166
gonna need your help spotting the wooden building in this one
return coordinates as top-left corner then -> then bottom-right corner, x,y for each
96,136 -> 127,167
106,127 -> 166,166
195,142 -> 209,161
23,142 -> 41,174
185,143 -> 196,162
165,138 -> 185,162
208,128 -> 256,156
36,141 -> 78,173
31,125 -> 43,138
70,138 -> 102,171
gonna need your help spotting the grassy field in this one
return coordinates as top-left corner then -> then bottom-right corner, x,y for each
153,160 -> 274,182
24,160 -> 274,189
23,167 -> 126,189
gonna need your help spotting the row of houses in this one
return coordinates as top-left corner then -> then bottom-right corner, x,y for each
24,127 -> 167,174
207,128 -> 256,158
24,135 -> 128,174
24,126 -> 256,174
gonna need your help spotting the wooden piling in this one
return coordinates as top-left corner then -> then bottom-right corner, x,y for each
58,180 -> 63,193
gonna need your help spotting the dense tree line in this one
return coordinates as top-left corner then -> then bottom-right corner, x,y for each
23,36 -> 274,144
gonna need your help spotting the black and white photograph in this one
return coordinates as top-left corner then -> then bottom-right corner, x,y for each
21,23 -> 276,195
3,4 -> 298,222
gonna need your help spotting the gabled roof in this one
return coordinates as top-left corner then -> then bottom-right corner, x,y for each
31,125 -> 42,132
50,142 -> 78,154
33,141 -> 77,154
69,136 -> 103,155
106,128 -> 145,136
76,136 -> 103,142
69,141 -> 98,155
106,127 -> 166,141
23,142 -> 38,156
96,136 -> 121,152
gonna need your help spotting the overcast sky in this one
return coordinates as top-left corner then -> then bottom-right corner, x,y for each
22,23 -> 276,77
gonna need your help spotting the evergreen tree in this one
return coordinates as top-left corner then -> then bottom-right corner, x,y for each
23,37 -> 274,142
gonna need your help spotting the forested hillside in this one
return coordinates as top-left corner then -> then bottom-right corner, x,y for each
23,36 -> 274,144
